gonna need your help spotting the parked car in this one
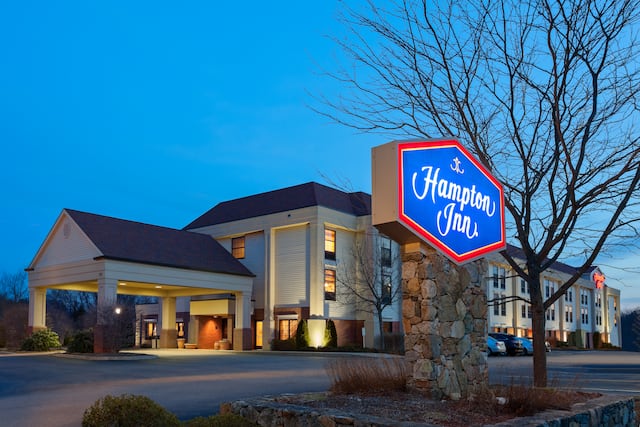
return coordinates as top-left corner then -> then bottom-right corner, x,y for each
487,336 -> 506,356
516,337 -> 533,355
489,332 -> 524,356
518,337 -> 552,354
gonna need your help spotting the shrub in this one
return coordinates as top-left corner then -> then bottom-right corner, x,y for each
295,319 -> 309,349
183,414 -> 256,427
323,319 -> 338,348
82,394 -> 180,427
326,356 -> 407,394
492,382 -> 599,417
20,328 -> 61,351
67,329 -> 94,353
270,338 -> 296,351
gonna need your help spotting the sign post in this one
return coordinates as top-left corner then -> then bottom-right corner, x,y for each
372,139 -> 506,400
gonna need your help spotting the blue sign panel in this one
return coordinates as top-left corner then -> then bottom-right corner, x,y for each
398,140 -> 505,264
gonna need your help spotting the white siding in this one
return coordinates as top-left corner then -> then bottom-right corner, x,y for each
33,214 -> 101,268
274,225 -> 309,306
216,232 -> 265,307
327,228 -> 356,319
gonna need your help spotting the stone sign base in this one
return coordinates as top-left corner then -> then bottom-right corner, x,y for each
401,242 -> 488,400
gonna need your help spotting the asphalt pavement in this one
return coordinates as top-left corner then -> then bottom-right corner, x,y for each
1,349 -> 639,427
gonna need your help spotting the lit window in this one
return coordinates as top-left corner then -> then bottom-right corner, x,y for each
324,229 -> 336,260
144,319 -> 157,339
382,273 -> 392,305
278,319 -> 298,340
232,236 -> 245,259
324,269 -> 336,301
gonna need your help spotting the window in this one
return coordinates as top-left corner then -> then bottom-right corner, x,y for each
493,293 -> 500,316
144,319 -> 157,339
581,307 -> 589,324
232,236 -> 245,259
546,306 -> 555,321
501,293 -> 506,316
565,289 -> 573,302
490,265 -> 506,289
324,229 -> 336,260
521,303 -> 526,319
255,321 -> 263,348
324,269 -> 336,301
381,273 -> 392,305
565,306 -> 573,323
520,279 -> 529,295
279,319 -> 298,340
381,237 -> 392,267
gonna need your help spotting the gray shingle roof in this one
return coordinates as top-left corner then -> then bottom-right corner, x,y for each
65,209 -> 254,277
184,181 -> 371,230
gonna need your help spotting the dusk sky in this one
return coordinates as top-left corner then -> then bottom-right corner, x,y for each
2,1 -> 638,310
1,2 -> 375,271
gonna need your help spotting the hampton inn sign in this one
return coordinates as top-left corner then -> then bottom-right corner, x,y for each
372,139 -> 506,264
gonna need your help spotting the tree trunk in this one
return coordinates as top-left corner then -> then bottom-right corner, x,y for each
376,307 -> 385,350
529,272 -> 547,387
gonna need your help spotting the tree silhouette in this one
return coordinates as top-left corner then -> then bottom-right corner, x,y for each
321,0 -> 640,386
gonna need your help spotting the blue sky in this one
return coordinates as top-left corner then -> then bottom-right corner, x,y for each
0,1 -> 376,273
2,1 -> 638,310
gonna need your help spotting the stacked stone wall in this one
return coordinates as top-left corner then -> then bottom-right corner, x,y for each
401,244 -> 488,400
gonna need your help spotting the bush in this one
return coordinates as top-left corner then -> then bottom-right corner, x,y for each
183,414 -> 256,427
82,394 -> 180,427
323,319 -> 338,348
67,329 -> 94,353
295,319 -> 309,349
20,328 -> 61,351
270,338 -> 296,351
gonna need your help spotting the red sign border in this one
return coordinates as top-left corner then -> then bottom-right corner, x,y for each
397,139 -> 506,264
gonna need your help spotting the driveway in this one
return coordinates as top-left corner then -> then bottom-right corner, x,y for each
0,349 -> 334,427
1,349 -> 639,427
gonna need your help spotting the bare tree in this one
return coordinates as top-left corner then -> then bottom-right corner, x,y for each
0,270 -> 28,303
336,228 -> 402,350
321,0 -> 640,386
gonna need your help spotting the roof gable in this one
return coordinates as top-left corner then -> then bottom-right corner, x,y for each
184,182 -> 371,230
29,210 -> 102,269
62,209 -> 254,276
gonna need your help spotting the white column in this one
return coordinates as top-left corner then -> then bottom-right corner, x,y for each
95,276 -> 118,353
97,276 -> 118,324
233,291 -> 252,350
28,288 -> 47,331
309,220 -> 325,317
160,297 -> 177,348
265,228 -> 277,350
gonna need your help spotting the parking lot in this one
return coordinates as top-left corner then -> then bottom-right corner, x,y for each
0,349 -> 638,427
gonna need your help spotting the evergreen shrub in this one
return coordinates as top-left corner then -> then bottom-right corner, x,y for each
67,329 -> 94,353
324,319 -> 338,348
82,394 -> 180,427
295,319 -> 309,349
20,328 -> 61,351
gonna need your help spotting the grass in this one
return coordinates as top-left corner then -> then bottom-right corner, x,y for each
325,356 -> 603,421
325,356 -> 408,394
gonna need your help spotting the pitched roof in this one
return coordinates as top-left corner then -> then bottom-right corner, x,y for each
184,181 -> 371,230
65,209 -> 254,277
504,243 -> 586,276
